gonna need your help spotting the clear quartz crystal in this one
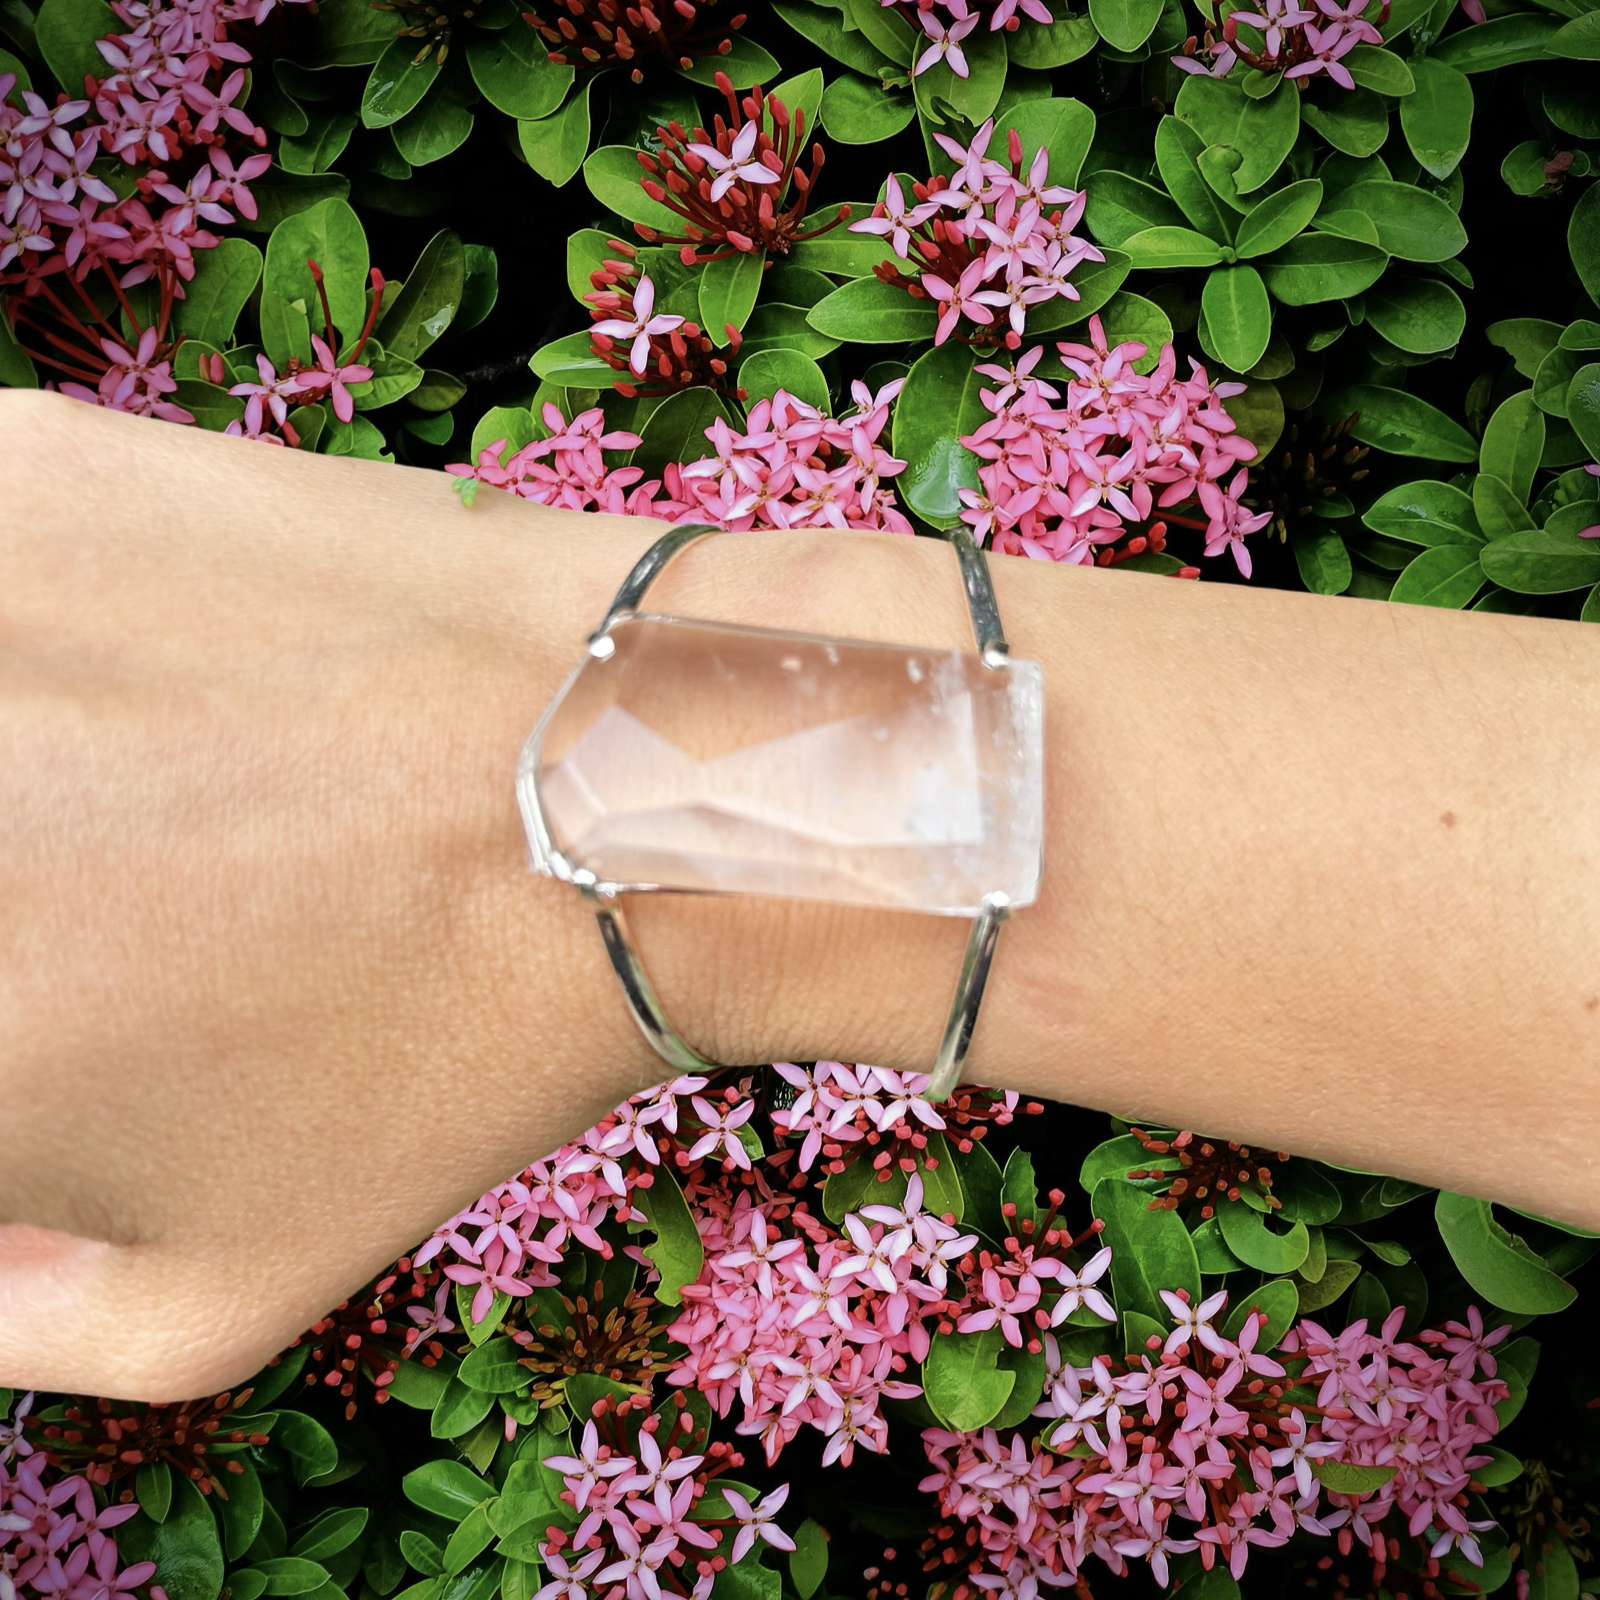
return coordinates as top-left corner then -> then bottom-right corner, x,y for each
519,614 -> 1043,915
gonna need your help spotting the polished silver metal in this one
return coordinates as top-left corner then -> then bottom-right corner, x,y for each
535,523 -> 1025,1094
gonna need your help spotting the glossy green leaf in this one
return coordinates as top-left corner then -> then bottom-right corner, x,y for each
136,1462 -> 173,1523
808,276 -> 938,342
1293,1256 -> 1362,1311
264,196 -> 370,348
0,311 -> 37,388
1294,529 -> 1354,594
789,1522 -> 828,1600
1340,179 -> 1465,262
1085,172 -> 1186,247
843,0 -> 916,64
1313,1460 -> 1398,1494
377,229 -> 463,361
403,1460 -> 491,1523
1175,73 -> 1299,194
114,1477 -> 225,1600
1216,1202 -> 1311,1272
1302,86 -> 1389,157
1235,178 -> 1322,259
1401,57 -> 1473,179
1092,1177 -> 1201,1332
443,1506 -> 497,1576
1154,117 -> 1236,241
1388,542 -> 1484,607
1335,384 -> 1479,460
1120,224 -> 1224,267
34,0 -> 117,95
1434,12 -> 1561,69
819,72 -> 915,144
774,0 -> 898,74
996,96 -> 1097,189
269,1410 -> 340,1486
217,1463 -> 265,1561
1007,10 -> 1100,65
430,1378 -> 495,1441
891,341 -> 988,522
1344,43 -> 1414,93
361,40 -> 440,130
1480,510 -> 1600,594
1201,264 -> 1271,372
955,1137 -> 1005,1239
290,1509 -> 369,1564
1479,389 -> 1544,505
740,302 -> 843,359
822,1159 -> 905,1224
1472,474 -> 1534,540
699,249 -> 765,343
1548,10 -> 1600,57
1363,479 -> 1483,544
458,1336 -> 528,1395
916,27 -> 1007,122
252,1559 -> 331,1597
634,1158 -> 706,1306
393,86 -> 474,166
172,238 -> 262,348
518,78 -> 592,187
1364,276 -> 1464,355
738,349 -> 830,413
1218,1277 -> 1299,1349
923,1328 -> 1016,1432
1089,0 -> 1164,53
1569,362 -> 1600,457
1261,234 -> 1388,304
1525,1537 -> 1580,1600
1435,1191 -> 1577,1314
676,34 -> 779,87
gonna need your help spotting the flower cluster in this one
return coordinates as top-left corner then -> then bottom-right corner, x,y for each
533,1389 -> 790,1600
583,252 -> 744,398
887,0 -> 1054,77
1,0 -> 296,415
632,73 -> 847,264
528,0 -> 748,82
450,377 -> 915,535
917,1293 -> 1510,1598
769,1061 -> 1027,1178
955,315 -> 1271,573
1172,0 -> 1386,88
853,121 -> 1104,346
665,1174 -> 972,1467
0,1428 -> 159,1600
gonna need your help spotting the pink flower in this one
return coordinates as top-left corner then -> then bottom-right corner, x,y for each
721,1484 -> 795,1564
913,0 -> 980,75
686,120 -> 779,203
589,273 -> 685,375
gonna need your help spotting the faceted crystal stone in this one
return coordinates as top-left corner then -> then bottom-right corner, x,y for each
519,615 -> 1043,915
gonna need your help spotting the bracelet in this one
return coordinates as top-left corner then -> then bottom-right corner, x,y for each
515,524 -> 1044,1104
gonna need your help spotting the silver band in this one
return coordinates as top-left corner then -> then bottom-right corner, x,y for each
569,523 -> 1014,1104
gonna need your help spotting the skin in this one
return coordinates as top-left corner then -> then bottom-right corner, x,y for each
1,388 -> 1598,1404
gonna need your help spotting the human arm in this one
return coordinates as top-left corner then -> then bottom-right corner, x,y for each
1,387 -> 1597,1402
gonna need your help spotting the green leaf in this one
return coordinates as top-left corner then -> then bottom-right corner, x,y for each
630,385 -> 729,479
914,27 -> 1007,123
819,72 -> 914,144
305,0 -> 395,67
458,1336 -> 528,1395
789,1522 -> 828,1600
114,1477 -> 225,1600
808,276 -> 937,343
34,0 -> 117,95
954,1138 -> 1005,1239
1154,116 -> 1236,242
890,341 -> 988,523
378,230 -> 464,362
1569,362 -> 1600,458
676,34 -> 778,87
995,97 -> 1097,190
1473,473 -> 1536,539
1435,1191 -> 1577,1314
1339,179 -> 1465,263
1293,529 -> 1353,594
583,145 -> 684,231
1235,178 -> 1322,259
1223,376 -> 1285,464
1335,383 -> 1478,461
1092,1177 -> 1201,1332
823,1158 -> 903,1224
711,1546 -> 781,1600
1344,43 -> 1414,93
1261,234 -> 1388,305
775,0 -> 897,74
528,330 -> 613,387
0,311 -> 37,388
1008,9 -> 1099,65
1364,276 -> 1464,355
1473,1446 -> 1524,1488
466,26 -> 570,118
738,348 -> 829,413
1120,225 -> 1224,268
361,39 -> 441,129
1201,264 -> 1271,372
1174,74 -> 1299,194
1434,11 -> 1561,69
1488,319 -> 1565,380
633,1159 -> 706,1306
741,302 -> 843,359
1216,1203 -> 1310,1272
1388,542 -> 1484,608
922,1328 -> 1016,1431
231,1571 -> 269,1600
403,1460 -> 491,1524
1085,172 -> 1186,247
443,1506 -> 497,1577
1218,1278 -> 1299,1349
843,0 -> 916,63
1312,1460 -> 1398,1494
217,1464 -> 265,1561
265,197 -> 370,348
1293,1255 -> 1361,1312
1362,478 -> 1481,544
1078,1134 -> 1179,1195
430,1378 -> 496,1441
279,108 -> 359,176
518,77 -> 592,187
172,238 -> 262,349
699,250 -> 765,343
136,1462 -> 173,1523
1089,0 -> 1164,53
1548,10 -> 1600,57
268,1409 -> 340,1486
1401,57 -> 1472,180
291,1509 -> 369,1564
1302,87 -> 1389,157
393,84 -> 474,166
1479,509 -> 1600,594
1526,1537 -> 1580,1600
252,1559 -> 331,1597
1002,1148 -> 1038,1231
1479,390 -> 1544,505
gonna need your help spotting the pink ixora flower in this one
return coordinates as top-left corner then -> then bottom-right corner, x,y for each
913,0 -> 980,74
589,273 -> 686,375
